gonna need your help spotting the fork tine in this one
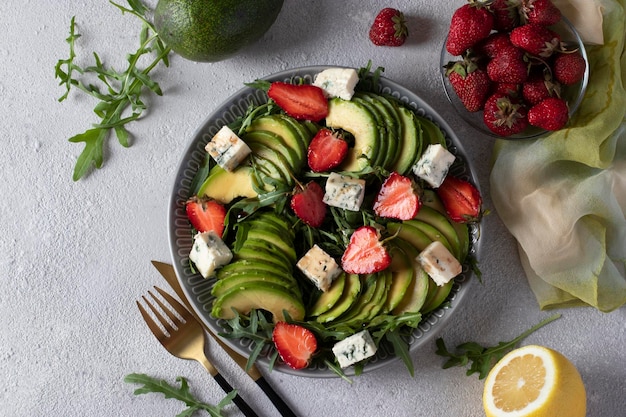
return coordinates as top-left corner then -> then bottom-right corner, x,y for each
136,300 -> 168,340
154,286 -> 194,321
142,292 -> 177,335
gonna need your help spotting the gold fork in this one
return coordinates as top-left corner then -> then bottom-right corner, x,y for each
137,286 -> 259,417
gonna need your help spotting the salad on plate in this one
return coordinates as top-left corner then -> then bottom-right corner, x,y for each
171,64 -> 482,378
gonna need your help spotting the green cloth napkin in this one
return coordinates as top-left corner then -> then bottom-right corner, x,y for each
490,0 -> 626,312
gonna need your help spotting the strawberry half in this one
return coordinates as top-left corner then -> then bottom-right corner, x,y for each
307,128 -> 348,172
436,175 -> 482,223
373,172 -> 421,221
267,82 -> 328,122
185,196 -> 227,236
342,226 -> 391,274
290,181 -> 327,228
272,321 -> 317,370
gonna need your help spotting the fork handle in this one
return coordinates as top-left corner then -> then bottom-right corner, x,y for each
213,372 -> 260,417
255,376 -> 297,417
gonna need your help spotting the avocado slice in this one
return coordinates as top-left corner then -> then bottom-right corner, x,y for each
239,239 -> 294,269
350,95 -> 388,169
248,116 -> 307,165
386,221 -> 433,252
404,219 -> 456,258
244,228 -> 296,264
198,165 -> 257,204
421,280 -> 454,314
307,272 -> 347,317
392,263 -> 430,315
217,259 -> 292,280
211,272 -> 300,298
416,115 -> 447,147
331,272 -> 390,327
316,274 -> 361,323
356,92 -> 402,170
391,104 -> 423,175
234,246 -> 293,272
247,141 -> 292,186
383,240 -> 417,313
421,190 -> 469,261
325,98 -> 378,172
244,130 -> 301,174
211,282 -> 305,322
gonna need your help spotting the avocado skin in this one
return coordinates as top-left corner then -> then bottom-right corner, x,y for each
154,0 -> 284,62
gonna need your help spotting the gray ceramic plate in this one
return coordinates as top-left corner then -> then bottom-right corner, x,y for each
168,66 -> 482,377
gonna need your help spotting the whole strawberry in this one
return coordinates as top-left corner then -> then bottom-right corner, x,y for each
522,70 -> 560,105
446,2 -> 494,56
487,46 -> 529,84
528,97 -> 569,130
445,58 -> 492,112
490,0 -> 521,32
369,8 -> 408,46
553,51 -> 586,85
520,0 -> 561,25
510,23 -> 561,57
483,92 -> 529,136
474,32 -> 514,59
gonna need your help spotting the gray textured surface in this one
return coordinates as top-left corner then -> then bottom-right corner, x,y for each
1,1 -> 624,416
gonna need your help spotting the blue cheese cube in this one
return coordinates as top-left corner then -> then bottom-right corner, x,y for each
416,241 -> 462,286
189,231 -> 233,279
205,126 -> 251,171
323,172 -> 366,211
313,68 -> 359,100
296,245 -> 342,292
412,144 -> 456,188
332,330 -> 377,368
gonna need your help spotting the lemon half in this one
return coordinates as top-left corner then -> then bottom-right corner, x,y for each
483,345 -> 586,417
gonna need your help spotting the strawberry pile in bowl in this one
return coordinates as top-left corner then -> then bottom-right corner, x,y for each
440,0 -> 589,139
169,65 -> 483,378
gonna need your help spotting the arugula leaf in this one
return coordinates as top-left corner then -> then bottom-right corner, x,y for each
55,1 -> 171,181
124,373 -> 236,417
435,313 -> 562,379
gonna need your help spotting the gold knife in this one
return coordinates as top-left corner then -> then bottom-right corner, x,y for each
151,260 -> 297,417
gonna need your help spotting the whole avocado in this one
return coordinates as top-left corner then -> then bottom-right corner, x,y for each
154,0 -> 284,63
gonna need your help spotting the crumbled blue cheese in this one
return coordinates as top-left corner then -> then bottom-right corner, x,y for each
189,231 -> 233,279
296,245 -> 342,292
323,172 -> 366,211
313,68 -> 359,100
205,125 -> 251,171
416,241 -> 462,286
412,144 -> 456,188
332,330 -> 377,368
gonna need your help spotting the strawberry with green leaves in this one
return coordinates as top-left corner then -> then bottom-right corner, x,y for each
445,57 -> 492,113
267,82 -> 328,122
307,128 -> 348,172
272,322 -> 318,370
185,197 -> 227,236
528,97 -> 569,130
446,2 -> 494,56
490,0 -> 521,32
369,8 -> 408,47
290,181 -> 327,228
522,70 -> 560,105
342,226 -> 391,274
483,92 -> 529,136
436,175 -> 482,224
373,172 -> 421,221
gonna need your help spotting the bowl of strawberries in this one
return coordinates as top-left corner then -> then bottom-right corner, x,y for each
440,0 -> 589,139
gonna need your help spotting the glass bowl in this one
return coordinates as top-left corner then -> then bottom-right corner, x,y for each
439,16 -> 589,140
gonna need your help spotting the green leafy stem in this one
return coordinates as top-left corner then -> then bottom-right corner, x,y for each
435,313 -> 562,379
55,1 -> 171,181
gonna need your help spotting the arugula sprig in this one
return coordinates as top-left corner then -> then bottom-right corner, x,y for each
55,1 -> 171,181
124,373 -> 235,417
435,313 -> 561,379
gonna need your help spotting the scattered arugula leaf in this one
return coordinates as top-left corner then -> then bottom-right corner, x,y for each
55,1 -> 171,181
124,373 -> 235,417
435,313 -> 562,379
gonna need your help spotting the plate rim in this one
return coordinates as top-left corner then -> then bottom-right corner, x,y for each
168,65 -> 483,377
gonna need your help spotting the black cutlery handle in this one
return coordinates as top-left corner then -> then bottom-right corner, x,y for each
213,372 -> 259,417
255,375 -> 297,417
